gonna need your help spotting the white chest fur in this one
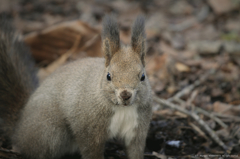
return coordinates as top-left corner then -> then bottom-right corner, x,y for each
109,105 -> 139,145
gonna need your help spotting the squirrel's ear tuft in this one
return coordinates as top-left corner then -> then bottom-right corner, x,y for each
131,16 -> 146,66
102,15 -> 120,67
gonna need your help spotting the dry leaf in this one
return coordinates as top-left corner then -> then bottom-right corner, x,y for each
167,85 -> 177,94
146,54 -> 167,76
175,62 -> 190,72
24,20 -> 102,64
213,101 -> 240,116
208,0 -> 239,14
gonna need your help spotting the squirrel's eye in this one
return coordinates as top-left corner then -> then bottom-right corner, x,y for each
140,73 -> 145,81
107,72 -> 111,81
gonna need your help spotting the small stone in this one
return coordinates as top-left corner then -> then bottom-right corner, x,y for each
169,0 -> 193,15
175,62 -> 190,72
208,0 -> 240,14
187,41 -> 222,54
224,42 -> 240,54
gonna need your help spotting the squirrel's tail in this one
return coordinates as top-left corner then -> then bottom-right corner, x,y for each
0,18 -> 38,146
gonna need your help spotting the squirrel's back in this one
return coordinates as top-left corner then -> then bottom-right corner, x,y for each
0,18 -> 38,146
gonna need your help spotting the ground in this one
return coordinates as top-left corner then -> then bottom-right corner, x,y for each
0,0 -> 240,158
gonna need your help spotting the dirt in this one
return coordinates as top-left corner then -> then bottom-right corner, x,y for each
1,0 -> 240,158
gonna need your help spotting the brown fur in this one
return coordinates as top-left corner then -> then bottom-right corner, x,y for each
0,18 -> 38,146
2,15 -> 152,159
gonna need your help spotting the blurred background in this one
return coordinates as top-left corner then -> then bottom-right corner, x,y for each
1,0 -> 240,158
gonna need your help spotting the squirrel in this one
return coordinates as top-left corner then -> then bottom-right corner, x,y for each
0,15 -> 152,159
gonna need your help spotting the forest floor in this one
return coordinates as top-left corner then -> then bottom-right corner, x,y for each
0,0 -> 240,159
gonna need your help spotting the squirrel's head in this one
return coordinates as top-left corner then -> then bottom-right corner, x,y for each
101,15 -> 150,106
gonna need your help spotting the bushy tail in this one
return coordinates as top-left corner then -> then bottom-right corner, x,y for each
0,18 -> 38,146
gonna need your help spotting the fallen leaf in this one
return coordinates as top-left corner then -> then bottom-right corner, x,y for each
175,62 -> 190,72
213,101 -> 240,116
208,0 -> 240,14
24,20 -> 102,64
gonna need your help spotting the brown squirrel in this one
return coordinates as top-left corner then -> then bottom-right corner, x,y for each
0,15 -> 152,159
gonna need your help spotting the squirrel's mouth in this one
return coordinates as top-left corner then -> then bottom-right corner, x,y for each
117,95 -> 135,106
116,91 -> 136,106
122,101 -> 131,106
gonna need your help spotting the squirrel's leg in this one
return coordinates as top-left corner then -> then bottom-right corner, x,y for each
77,135 -> 105,159
125,129 -> 148,159
80,143 -> 105,159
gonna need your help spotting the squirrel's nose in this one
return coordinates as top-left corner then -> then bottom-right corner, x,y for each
120,90 -> 132,101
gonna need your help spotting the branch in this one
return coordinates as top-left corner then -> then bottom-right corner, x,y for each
174,98 -> 228,129
168,69 -> 215,102
153,95 -> 229,151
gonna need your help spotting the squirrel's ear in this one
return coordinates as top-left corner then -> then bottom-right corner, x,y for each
102,15 -> 120,67
131,16 -> 146,66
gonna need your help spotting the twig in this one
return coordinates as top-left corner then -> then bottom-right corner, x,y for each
174,98 -> 228,129
213,112 -> 240,122
168,69 -> 215,102
169,6 -> 209,32
0,148 -> 22,159
188,122 -> 210,141
151,152 -> 167,159
230,126 -> 240,139
219,104 -> 240,114
153,95 -> 229,151
79,34 -> 100,51
195,107 -> 228,129
186,89 -> 199,110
